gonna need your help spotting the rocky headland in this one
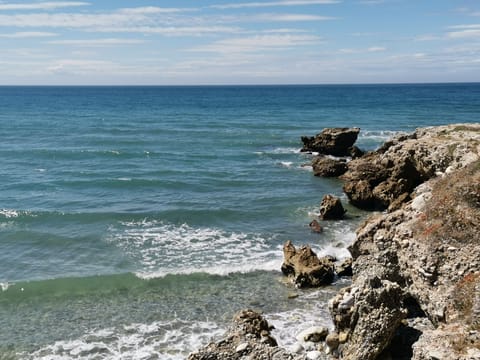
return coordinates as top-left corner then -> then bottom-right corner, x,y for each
189,124 -> 480,360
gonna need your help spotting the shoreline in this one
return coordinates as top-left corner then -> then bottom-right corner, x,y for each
189,123 -> 480,360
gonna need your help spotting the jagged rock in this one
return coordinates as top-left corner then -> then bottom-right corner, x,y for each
281,241 -> 335,287
188,309 -> 301,360
341,124 -> 480,210
301,127 -> 360,156
329,278 -> 407,360
308,219 -> 323,233
328,125 -> 480,360
335,258 -> 353,277
311,156 -> 348,177
319,194 -> 346,220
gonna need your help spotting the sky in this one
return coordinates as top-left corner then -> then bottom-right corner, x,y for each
0,0 -> 479,85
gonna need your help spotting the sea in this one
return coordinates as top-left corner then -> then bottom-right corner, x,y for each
1,84 -> 479,359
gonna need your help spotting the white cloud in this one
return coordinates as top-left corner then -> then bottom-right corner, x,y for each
189,34 -> 320,54
368,46 -> 386,52
0,2 -> 89,10
94,26 -> 242,36
414,34 -> 440,41
252,13 -> 334,21
117,6 -> 196,14
447,25 -> 480,39
47,38 -> 147,46
211,0 -> 340,9
0,31 -> 57,38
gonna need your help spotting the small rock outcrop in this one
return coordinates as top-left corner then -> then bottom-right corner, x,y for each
308,219 -> 323,233
281,241 -> 335,287
188,310 -> 300,360
301,128 -> 360,156
319,194 -> 346,220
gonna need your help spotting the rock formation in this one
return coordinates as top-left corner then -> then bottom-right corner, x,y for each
281,241 -> 335,287
190,124 -> 480,360
188,309 -> 305,360
329,124 -> 480,359
341,124 -> 480,211
312,156 -> 348,177
319,194 -> 346,220
301,128 -> 360,156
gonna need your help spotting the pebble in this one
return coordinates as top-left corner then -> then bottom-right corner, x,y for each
306,350 -> 323,360
290,342 -> 304,354
235,342 -> 249,353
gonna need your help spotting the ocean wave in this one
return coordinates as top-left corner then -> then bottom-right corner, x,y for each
358,130 -> 404,142
255,147 -> 301,155
107,220 -> 283,278
25,319 -> 224,360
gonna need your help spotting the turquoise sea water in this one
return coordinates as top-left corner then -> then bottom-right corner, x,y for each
1,84 -> 479,359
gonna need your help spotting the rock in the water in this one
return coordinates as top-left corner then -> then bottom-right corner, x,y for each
312,156 -> 348,177
319,194 -> 346,220
309,219 -> 323,233
301,127 -> 360,156
281,241 -> 335,287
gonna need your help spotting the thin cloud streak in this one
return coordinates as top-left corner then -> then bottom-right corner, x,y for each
211,0 -> 340,9
47,38 -> 147,46
0,2 -> 89,10
0,31 -> 57,38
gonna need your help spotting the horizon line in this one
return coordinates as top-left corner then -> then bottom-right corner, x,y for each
1,81 -> 480,87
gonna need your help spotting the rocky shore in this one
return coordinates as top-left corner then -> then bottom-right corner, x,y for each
189,124 -> 480,360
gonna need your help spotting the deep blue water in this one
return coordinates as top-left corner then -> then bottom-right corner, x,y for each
1,84 -> 479,359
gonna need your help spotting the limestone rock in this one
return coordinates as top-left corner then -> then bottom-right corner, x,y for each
188,309 -> 301,360
301,127 -> 360,156
335,258 -> 353,277
281,241 -> 335,287
311,156 -> 348,177
319,194 -> 346,220
341,124 -> 480,210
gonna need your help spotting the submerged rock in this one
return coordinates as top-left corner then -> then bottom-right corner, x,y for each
301,127 -> 360,156
281,241 -> 335,287
308,219 -> 323,233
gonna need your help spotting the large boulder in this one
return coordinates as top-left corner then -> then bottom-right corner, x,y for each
281,241 -> 335,287
328,278 -> 407,360
319,194 -> 346,220
301,127 -> 360,156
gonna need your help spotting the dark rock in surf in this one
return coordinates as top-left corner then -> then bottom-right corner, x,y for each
319,194 -> 346,220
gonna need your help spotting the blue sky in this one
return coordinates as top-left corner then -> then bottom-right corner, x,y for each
0,0 -> 479,85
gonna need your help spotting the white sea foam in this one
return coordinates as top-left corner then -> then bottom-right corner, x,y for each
0,282 -> 12,291
255,147 -> 301,155
279,161 -> 293,168
107,220 -> 282,279
267,289 -> 335,349
26,319 -> 224,360
0,209 -> 19,218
